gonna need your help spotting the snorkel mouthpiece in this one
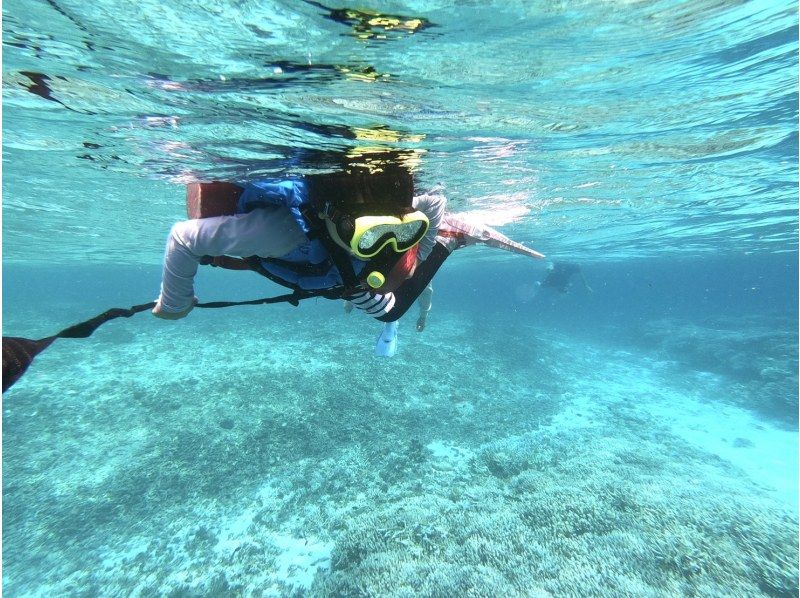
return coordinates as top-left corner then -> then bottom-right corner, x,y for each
366,271 -> 386,288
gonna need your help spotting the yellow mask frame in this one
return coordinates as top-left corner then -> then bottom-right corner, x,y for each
327,211 -> 430,259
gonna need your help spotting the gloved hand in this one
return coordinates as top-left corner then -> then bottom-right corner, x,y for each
416,315 -> 427,332
152,297 -> 198,320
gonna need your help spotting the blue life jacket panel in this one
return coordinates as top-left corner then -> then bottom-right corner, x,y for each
235,179 -> 366,290
237,179 -> 311,233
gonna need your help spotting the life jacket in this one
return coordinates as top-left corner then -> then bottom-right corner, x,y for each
235,179 -> 407,294
188,179 -> 407,295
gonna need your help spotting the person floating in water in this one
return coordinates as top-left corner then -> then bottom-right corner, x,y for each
536,261 -> 593,295
152,159 -> 546,351
2,157 -> 548,392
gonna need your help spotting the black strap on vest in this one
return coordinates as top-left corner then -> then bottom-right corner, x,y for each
300,205 -> 363,291
316,232 -> 361,290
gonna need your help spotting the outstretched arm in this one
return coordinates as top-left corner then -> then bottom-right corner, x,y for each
153,207 -> 305,318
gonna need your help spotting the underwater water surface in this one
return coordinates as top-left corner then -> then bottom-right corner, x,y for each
2,0 -> 798,596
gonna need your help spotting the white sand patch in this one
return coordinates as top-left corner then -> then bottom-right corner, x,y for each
426,441 -> 473,471
647,397 -> 798,512
553,349 -> 798,512
215,481 -> 283,555
214,504 -> 260,555
208,482 -> 331,593
271,533 -> 333,593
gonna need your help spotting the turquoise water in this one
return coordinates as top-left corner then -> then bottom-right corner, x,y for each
3,0 -> 798,595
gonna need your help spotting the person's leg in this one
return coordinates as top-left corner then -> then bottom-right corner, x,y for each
416,284 -> 433,331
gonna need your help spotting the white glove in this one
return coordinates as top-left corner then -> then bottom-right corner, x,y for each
375,321 -> 399,357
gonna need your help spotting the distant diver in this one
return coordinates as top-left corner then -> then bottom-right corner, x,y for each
537,261 -> 593,295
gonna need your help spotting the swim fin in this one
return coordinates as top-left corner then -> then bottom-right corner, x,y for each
375,321 -> 399,357
3,336 -> 56,392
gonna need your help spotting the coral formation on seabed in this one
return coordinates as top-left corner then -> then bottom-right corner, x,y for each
637,316 -> 798,425
2,310 -> 797,596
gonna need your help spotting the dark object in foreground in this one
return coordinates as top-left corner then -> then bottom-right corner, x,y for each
2,301 -> 156,393
3,336 -> 56,392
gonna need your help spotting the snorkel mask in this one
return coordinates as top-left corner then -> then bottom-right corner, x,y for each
324,209 -> 429,259
323,207 -> 429,288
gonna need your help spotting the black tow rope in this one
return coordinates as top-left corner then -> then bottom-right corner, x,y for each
2,290 -> 324,393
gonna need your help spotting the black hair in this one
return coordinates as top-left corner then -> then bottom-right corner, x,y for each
305,162 -> 414,217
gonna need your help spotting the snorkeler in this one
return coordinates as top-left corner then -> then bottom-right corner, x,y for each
152,165 -> 448,322
152,163 -> 546,329
537,261 -> 593,295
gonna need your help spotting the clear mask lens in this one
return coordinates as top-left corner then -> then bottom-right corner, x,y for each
357,220 -> 426,253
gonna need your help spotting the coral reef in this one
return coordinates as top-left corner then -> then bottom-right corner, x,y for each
637,316 -> 799,426
3,310 -> 797,596
315,426 -> 797,597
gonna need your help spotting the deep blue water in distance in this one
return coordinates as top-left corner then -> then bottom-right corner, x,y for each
6,252 -> 796,338
2,0 -> 798,595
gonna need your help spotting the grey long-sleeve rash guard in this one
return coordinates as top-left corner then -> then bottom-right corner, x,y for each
155,190 -> 447,316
